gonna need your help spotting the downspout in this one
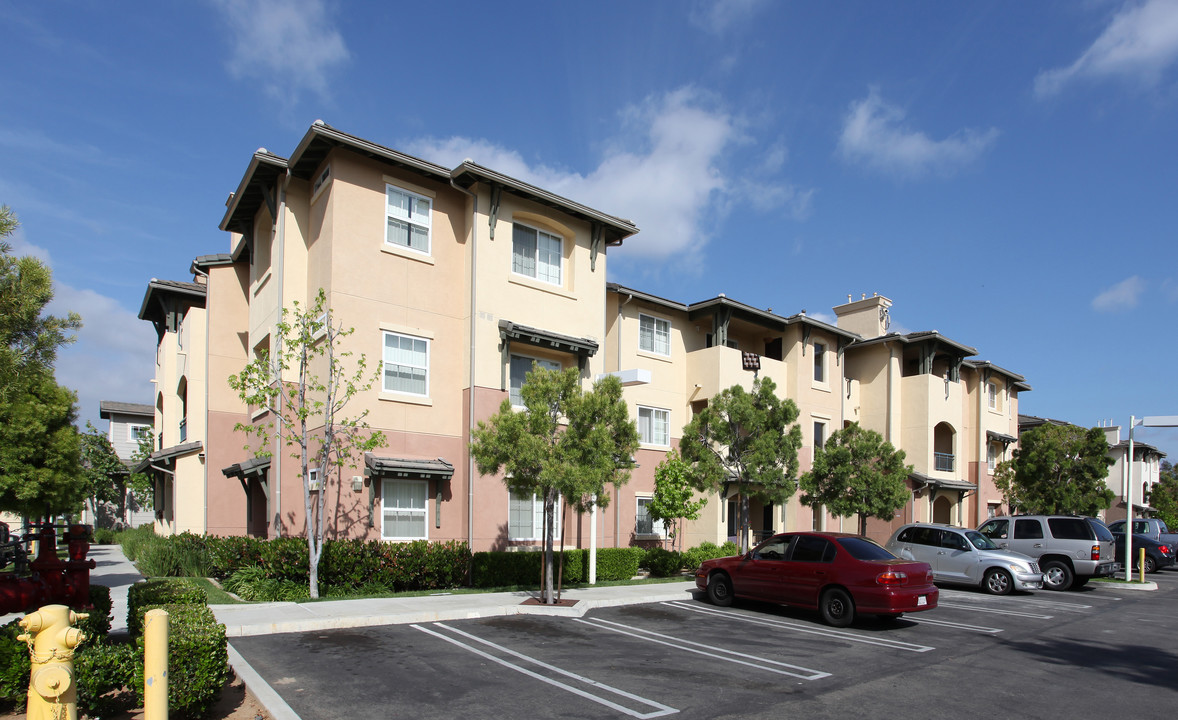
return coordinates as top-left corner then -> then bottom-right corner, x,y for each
976,370 -> 987,528
192,263 -> 211,535
615,292 -> 633,549
272,171 -> 290,537
450,178 -> 478,550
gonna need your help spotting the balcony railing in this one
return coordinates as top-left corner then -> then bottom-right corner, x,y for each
934,452 -> 954,472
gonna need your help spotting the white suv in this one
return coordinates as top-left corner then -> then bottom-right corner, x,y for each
976,516 -> 1118,591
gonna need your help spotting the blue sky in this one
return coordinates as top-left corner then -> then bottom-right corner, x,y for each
3,0 -> 1177,459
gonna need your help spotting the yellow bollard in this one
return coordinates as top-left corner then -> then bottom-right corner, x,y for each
144,608 -> 169,720
1139,547 -> 1146,582
16,604 -> 88,720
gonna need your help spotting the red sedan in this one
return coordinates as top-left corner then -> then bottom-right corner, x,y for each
695,532 -> 939,627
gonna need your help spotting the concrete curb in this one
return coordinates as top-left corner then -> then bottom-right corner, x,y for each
1088,579 -> 1158,591
228,644 -> 302,720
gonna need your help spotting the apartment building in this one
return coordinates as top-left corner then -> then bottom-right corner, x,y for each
94,401 -> 155,528
138,121 -> 639,551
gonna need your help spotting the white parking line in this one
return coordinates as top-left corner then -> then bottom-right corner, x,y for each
935,602 -> 1053,619
907,617 -> 1004,634
574,617 -> 831,680
412,623 -> 678,719
938,589 -> 1093,612
664,602 -> 935,653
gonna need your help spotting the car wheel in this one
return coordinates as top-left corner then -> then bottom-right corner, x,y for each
1041,560 -> 1074,591
707,572 -> 734,607
983,567 -> 1013,596
820,588 -> 855,628
1144,556 -> 1157,574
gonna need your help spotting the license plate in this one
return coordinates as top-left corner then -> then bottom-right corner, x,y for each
917,595 -> 928,606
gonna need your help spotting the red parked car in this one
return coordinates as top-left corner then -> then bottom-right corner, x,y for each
695,531 -> 939,627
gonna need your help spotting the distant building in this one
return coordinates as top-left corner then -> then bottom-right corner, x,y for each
97,401 -> 156,528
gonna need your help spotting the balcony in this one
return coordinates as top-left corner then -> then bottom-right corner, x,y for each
934,452 -> 954,472
686,345 -> 787,400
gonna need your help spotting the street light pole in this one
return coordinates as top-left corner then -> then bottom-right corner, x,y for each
1125,415 -> 1178,581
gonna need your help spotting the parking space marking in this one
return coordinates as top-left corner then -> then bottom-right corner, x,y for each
938,589 -> 1093,612
663,602 -> 935,653
906,617 -> 1003,634
574,617 -> 831,681
412,623 -> 678,719
935,602 -> 1053,619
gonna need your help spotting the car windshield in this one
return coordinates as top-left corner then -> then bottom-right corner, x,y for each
838,537 -> 896,560
966,531 -> 997,550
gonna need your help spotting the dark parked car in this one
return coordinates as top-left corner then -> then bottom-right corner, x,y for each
695,531 -> 939,627
1112,533 -> 1175,574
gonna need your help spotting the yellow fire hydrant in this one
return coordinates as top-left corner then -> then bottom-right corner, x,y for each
16,604 -> 88,720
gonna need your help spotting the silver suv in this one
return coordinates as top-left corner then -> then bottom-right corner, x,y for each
976,515 -> 1118,591
885,523 -> 1043,595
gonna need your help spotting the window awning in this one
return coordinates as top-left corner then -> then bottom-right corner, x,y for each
221,457 -> 271,479
498,320 -> 598,359
911,472 -> 977,492
365,455 -> 455,481
987,430 -> 1018,444
132,441 -> 203,474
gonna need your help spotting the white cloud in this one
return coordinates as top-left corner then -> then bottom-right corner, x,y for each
1035,0 -> 1178,97
689,0 -> 770,33
1092,275 -> 1146,312
405,87 -> 811,268
837,88 -> 999,178
213,0 -> 349,102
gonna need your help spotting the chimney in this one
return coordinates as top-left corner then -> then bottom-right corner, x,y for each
834,293 -> 893,339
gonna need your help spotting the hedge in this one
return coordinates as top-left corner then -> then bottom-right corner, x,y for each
127,578 -> 207,636
133,603 -> 229,719
470,549 -> 586,588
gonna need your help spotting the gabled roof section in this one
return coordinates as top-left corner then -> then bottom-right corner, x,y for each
964,359 -> 1031,391
451,161 -> 638,246
219,149 -> 289,239
138,279 -> 207,324
99,401 -> 153,420
287,120 -> 451,183
132,441 -> 203,474
222,456 -> 271,478
849,330 -> 977,357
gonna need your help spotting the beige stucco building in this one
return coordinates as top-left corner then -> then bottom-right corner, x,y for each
135,122 -> 1031,552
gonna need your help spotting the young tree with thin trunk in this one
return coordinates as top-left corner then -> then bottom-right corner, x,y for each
80,422 -> 130,527
678,377 -> 802,553
799,422 -> 911,536
470,366 -> 638,604
229,289 -> 384,599
648,450 -> 707,552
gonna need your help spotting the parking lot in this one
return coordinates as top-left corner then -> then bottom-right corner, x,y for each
232,570 -> 1178,719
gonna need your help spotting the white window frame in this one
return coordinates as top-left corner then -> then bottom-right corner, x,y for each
636,496 -> 666,538
383,331 -> 430,397
512,222 -> 563,286
509,490 -> 560,541
386,184 -> 432,255
638,313 -> 671,356
987,382 -> 998,410
382,478 -> 428,541
307,468 -> 321,492
987,442 -> 1000,472
813,421 -> 827,450
813,342 -> 826,383
128,424 -> 151,443
510,354 -> 561,408
637,406 -> 670,447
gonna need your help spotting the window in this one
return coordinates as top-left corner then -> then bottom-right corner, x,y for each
987,443 -> 999,472
813,421 -> 826,450
382,479 -> 427,540
386,185 -> 432,254
307,468 -> 321,492
637,406 -> 670,447
313,165 -> 331,197
1013,519 -> 1044,540
987,382 -> 998,410
509,355 -> 560,406
813,342 -> 826,383
128,424 -> 151,442
509,490 -> 559,540
636,497 -> 666,537
383,332 -> 429,396
791,535 -> 834,562
512,223 -> 562,285
639,314 -> 671,356
978,519 -> 1008,540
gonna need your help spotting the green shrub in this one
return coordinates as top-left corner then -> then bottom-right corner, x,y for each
644,548 -> 685,577
93,527 -> 118,545
79,583 -> 113,640
470,549 -> 585,588
76,639 -> 138,718
0,619 -> 29,709
134,604 -> 229,719
223,565 -> 309,602
204,535 -> 264,580
683,541 -> 741,571
127,578 -> 207,636
135,536 -> 181,577
596,547 -> 645,581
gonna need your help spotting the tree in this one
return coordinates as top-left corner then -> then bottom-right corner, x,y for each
0,369 -> 84,517
126,428 -> 156,512
0,206 -> 81,400
1151,461 -> 1178,530
994,423 -> 1114,516
799,422 -> 911,536
678,377 -> 802,553
0,205 -> 84,517
648,450 -> 707,552
80,422 -> 131,527
228,289 -> 385,599
470,366 -> 639,604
